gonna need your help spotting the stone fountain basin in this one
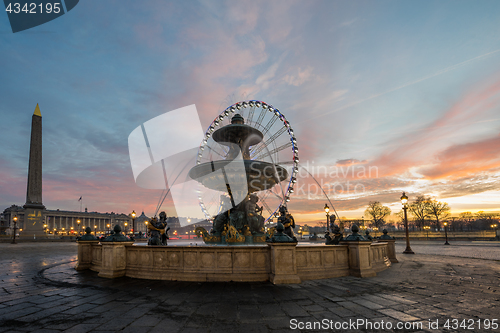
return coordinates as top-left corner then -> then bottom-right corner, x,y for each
188,160 -> 289,193
76,240 -> 393,284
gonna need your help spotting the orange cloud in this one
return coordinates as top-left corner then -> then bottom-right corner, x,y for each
421,133 -> 500,179
369,78 -> 500,178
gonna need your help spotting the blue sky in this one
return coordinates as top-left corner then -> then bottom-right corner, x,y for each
1,0 -> 500,224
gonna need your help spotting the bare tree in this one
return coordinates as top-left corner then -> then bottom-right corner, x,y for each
364,201 -> 391,229
409,195 -> 431,230
475,212 -> 499,230
459,212 -> 474,231
427,199 -> 450,230
394,211 -> 405,230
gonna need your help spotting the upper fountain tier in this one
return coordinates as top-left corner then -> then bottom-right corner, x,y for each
188,113 -> 288,194
212,114 -> 263,160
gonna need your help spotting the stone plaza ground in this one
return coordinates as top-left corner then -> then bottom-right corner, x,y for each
0,240 -> 499,333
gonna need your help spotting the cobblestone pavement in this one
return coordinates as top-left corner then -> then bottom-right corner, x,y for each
1,241 -> 499,333
394,240 -> 500,260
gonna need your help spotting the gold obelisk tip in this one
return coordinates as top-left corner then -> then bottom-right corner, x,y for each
33,103 -> 41,117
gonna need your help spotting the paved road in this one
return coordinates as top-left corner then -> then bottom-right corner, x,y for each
1,241 -> 499,332
394,240 -> 500,261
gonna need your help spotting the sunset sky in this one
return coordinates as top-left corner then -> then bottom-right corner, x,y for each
1,1 -> 500,225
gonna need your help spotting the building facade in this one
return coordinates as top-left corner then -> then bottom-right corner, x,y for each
1,205 -> 139,236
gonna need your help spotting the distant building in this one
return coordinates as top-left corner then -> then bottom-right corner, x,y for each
1,204 -> 135,236
1,205 -> 214,237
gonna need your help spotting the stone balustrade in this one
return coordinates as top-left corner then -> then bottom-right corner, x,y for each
77,241 -> 394,284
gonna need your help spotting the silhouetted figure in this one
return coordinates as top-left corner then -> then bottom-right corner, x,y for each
325,224 -> 343,245
278,205 -> 297,241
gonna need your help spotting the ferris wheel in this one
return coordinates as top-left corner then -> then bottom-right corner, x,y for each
195,100 -> 299,223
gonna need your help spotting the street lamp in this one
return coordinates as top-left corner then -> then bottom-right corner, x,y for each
401,192 -> 414,254
107,224 -> 110,234
11,215 -> 18,244
94,225 -> 97,236
124,222 -> 128,234
492,224 -> 499,240
324,204 -> 330,233
43,224 -> 47,234
131,210 -> 136,236
423,225 -> 430,240
443,221 -> 450,245
77,220 -> 81,235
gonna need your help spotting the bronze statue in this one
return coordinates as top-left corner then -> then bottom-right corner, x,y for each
325,224 -> 343,245
278,205 -> 296,241
159,212 -> 170,245
245,194 -> 264,233
329,214 -> 336,232
148,211 -> 169,246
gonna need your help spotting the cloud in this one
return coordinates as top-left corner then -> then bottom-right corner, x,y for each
368,78 -> 500,178
308,49 -> 500,121
336,158 -> 367,166
420,133 -> 500,180
430,173 -> 500,198
256,61 -> 281,90
283,66 -> 315,87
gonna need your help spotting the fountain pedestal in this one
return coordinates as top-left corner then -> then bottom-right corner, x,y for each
379,239 -> 398,263
98,241 -> 134,278
75,240 -> 99,271
268,243 -> 301,284
340,241 -> 377,278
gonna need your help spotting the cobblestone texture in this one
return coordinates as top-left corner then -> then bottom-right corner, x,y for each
0,241 -> 499,332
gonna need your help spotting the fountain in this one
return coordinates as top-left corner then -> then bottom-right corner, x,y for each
76,101 -> 394,283
189,113 -> 288,244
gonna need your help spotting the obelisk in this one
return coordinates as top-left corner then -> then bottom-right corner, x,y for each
23,104 -> 45,238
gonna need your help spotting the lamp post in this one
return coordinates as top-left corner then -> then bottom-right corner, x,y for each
492,224 -> 499,240
107,224 -> 110,234
94,225 -> 97,236
131,210 -> 136,236
401,192 -> 414,254
43,224 -> 47,234
11,216 -> 18,244
124,222 -> 128,234
423,225 -> 430,240
443,221 -> 450,245
324,204 -> 330,233
145,221 -> 148,237
77,220 -> 80,235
